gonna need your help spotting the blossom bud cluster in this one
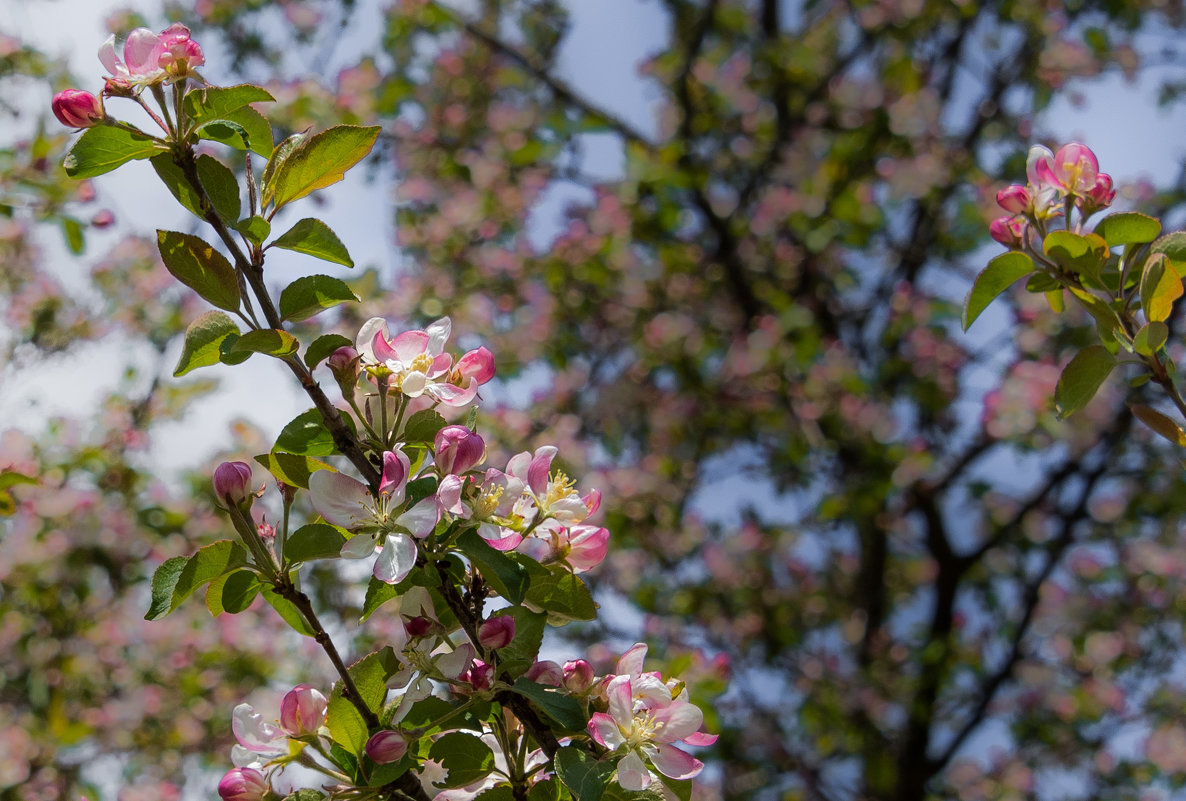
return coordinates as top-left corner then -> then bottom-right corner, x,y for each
990,142 -> 1115,249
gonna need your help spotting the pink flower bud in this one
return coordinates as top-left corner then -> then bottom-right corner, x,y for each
563,659 -> 594,693
525,660 -> 563,686
155,23 -> 204,77
995,185 -> 1030,215
51,90 -> 104,128
1051,142 -> 1099,195
279,684 -> 327,736
327,345 -> 360,376
989,216 -> 1026,250
464,659 -> 495,692
91,210 -> 116,228
217,768 -> 267,801
478,615 -> 515,650
365,730 -> 408,764
1084,173 -> 1116,210
406,616 -> 434,638
435,425 -> 485,475
213,461 -> 253,505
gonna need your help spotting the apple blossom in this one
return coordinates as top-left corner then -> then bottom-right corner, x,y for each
989,216 -> 1025,250
563,659 -> 595,693
525,659 -> 563,686
213,461 -> 254,506
51,90 -> 104,128
436,467 -> 527,550
217,768 -> 268,801
153,23 -> 205,80
230,703 -> 286,768
434,425 -> 485,476
365,730 -> 408,764
477,615 -> 515,650
98,23 -> 204,89
995,185 -> 1029,215
279,684 -> 327,737
356,316 -> 492,407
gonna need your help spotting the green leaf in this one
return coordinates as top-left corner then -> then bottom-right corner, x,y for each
169,540 -> 248,613
145,557 -> 188,621
1054,345 -> 1116,419
510,678 -> 588,733
157,230 -> 241,311
269,125 -> 381,212
1151,231 -> 1186,277
455,529 -> 530,604
281,790 -> 327,801
206,570 -> 261,616
555,746 -> 615,801
1134,321 -> 1168,356
262,132 -> 307,207
151,153 -> 240,222
403,409 -> 448,443
286,523 -> 348,562
962,251 -> 1035,330
196,106 -> 273,156
361,576 -> 401,622
63,124 -> 162,178
184,84 -> 275,126
428,732 -> 496,789
174,311 -> 240,376
1140,253 -> 1184,323
1094,211 -> 1161,247
528,778 -> 561,801
279,275 -> 360,322
253,452 -> 336,489
274,408 -> 355,457
262,586 -> 316,637
233,215 -> 271,246
405,476 -> 439,510
523,564 -> 597,622
327,648 -> 398,754
305,333 -> 354,370
271,218 -> 355,267
474,788 -> 516,801
0,471 -> 37,492
226,328 -> 300,358
1132,403 -> 1186,446
61,217 -> 84,254
1043,231 -> 1107,281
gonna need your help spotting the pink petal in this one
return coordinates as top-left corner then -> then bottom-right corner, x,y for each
123,28 -> 161,75
616,750 -> 652,791
456,347 -> 495,384
588,712 -> 624,749
396,501 -> 440,538
652,699 -> 704,742
356,317 -> 389,361
568,525 -> 609,572
379,450 -> 410,503
682,731 -> 719,747
232,704 -> 283,753
391,329 -> 429,363
527,447 -> 558,495
648,743 -> 703,781
341,533 -> 379,559
436,474 -> 466,515
617,643 -> 648,677
430,352 -> 454,376
583,489 -> 602,516
606,675 -> 634,726
310,470 -> 373,529
479,523 -> 522,551
98,35 -> 123,76
425,317 -> 451,354
430,379 -> 478,408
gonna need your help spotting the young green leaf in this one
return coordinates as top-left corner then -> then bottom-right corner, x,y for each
151,153 -> 241,222
1054,345 -> 1116,419
278,275 -> 360,322
233,216 -> 271,246
511,678 -> 588,732
184,84 -> 275,126
1133,321 -> 1168,356
523,564 -> 597,622
1151,231 -> 1186,277
146,541 -> 247,619
286,523 -> 348,562
305,333 -> 354,370
268,125 -> 381,212
253,452 -> 336,489
403,409 -> 448,443
455,529 -> 530,604
962,252 -> 1035,330
225,328 -> 300,358
1140,253 -> 1184,323
195,106 -> 274,156
1043,231 -> 1107,280
1131,404 -> 1186,446
206,569 -> 260,616
261,132 -> 307,208
427,732 -> 496,789
271,218 -> 354,267
262,587 -> 317,637
555,746 -> 615,801
157,230 -> 241,311
274,408 -> 355,457
63,125 -> 162,178
145,556 -> 188,621
326,648 -> 398,754
1094,211 -> 1161,247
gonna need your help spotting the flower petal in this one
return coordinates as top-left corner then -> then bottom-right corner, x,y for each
588,712 -> 624,749
617,750 -> 652,791
617,643 -> 648,677
652,699 -> 704,742
310,470 -> 373,529
606,675 -> 634,726
341,532 -> 379,559
373,534 -> 417,584
396,501 -> 440,538
356,317 -> 388,362
682,731 -> 719,747
648,743 -> 703,781
424,317 -> 451,354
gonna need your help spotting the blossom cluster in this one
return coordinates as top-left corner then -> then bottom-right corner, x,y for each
990,142 -> 1115,249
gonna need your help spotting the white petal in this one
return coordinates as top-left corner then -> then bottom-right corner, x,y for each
435,643 -> 475,679
617,750 -> 652,791
425,317 -> 451,354
373,534 -> 417,584
648,743 -> 703,781
617,643 -> 648,677
397,501 -> 440,538
401,371 -> 428,398
310,470 -> 373,529
356,317 -> 388,362
341,533 -> 379,559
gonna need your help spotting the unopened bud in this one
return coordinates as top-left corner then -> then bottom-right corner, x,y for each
477,615 -> 515,650
405,616 -> 434,638
51,90 -> 104,128
525,659 -> 563,686
279,684 -> 327,737
213,461 -> 253,506
465,659 -> 495,692
328,345 -> 361,400
217,767 -> 267,801
365,730 -> 408,764
435,425 -> 485,475
562,659 -> 594,693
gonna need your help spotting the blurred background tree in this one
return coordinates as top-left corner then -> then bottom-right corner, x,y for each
7,1 -> 1186,799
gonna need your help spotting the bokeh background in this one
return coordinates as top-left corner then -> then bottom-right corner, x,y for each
7,1 -> 1186,799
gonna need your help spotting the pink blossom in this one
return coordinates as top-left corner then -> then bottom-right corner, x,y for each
154,23 -> 204,78
230,703 -> 286,768
525,660 -> 563,686
98,23 -> 203,87
989,216 -> 1026,249
356,316 -> 490,407
279,684 -> 327,737
477,615 -> 516,650
563,659 -> 595,693
436,468 -> 526,550
217,768 -> 267,801
51,90 -> 104,128
435,425 -> 485,475
213,461 -> 253,506
366,730 -> 408,764
995,185 -> 1029,215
